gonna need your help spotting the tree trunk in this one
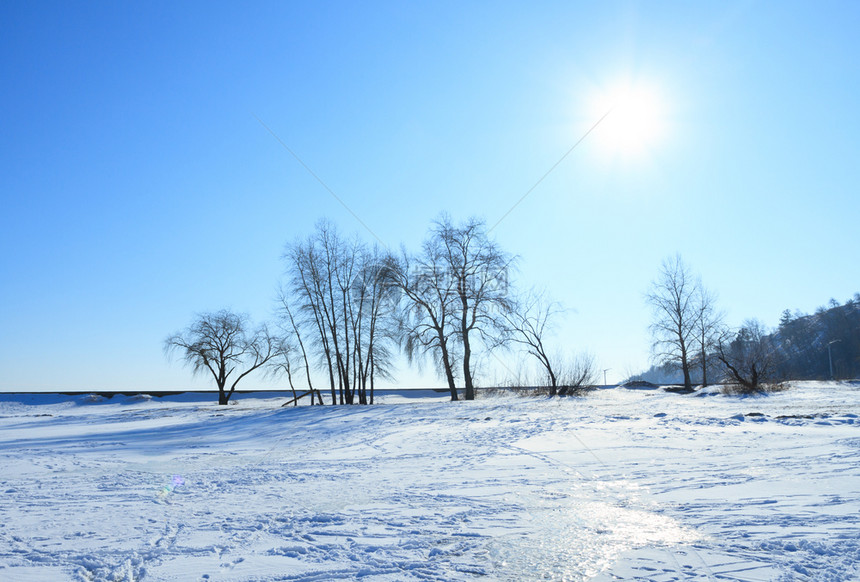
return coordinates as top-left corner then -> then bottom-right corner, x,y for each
462,294 -> 475,399
324,353 -> 337,405
681,357 -> 692,391
369,354 -> 375,405
358,374 -> 367,405
337,354 -> 346,405
463,331 -> 475,400
439,339 -> 458,401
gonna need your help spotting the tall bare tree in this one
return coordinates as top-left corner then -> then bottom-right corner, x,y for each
387,243 -> 460,400
350,246 -> 397,404
436,216 -> 515,400
284,234 -> 337,404
282,221 -> 351,404
646,254 -> 699,391
164,310 -> 276,405
693,285 -> 723,387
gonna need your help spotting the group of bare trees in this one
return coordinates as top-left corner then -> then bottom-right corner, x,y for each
278,222 -> 395,405
166,215 -> 592,404
646,254 -> 776,392
386,216 -> 517,400
646,255 -> 722,392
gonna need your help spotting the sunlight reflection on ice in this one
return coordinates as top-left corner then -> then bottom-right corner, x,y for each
489,495 -> 701,581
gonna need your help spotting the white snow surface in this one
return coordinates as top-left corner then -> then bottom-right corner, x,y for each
0,382 -> 858,581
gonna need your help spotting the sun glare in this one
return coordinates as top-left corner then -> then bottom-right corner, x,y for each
588,83 -> 666,158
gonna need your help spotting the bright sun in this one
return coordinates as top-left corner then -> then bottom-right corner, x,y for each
588,83 -> 666,158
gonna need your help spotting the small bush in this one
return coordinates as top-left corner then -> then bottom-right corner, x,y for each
720,382 -> 789,396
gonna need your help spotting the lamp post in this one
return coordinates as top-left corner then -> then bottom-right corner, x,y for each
828,340 -> 841,380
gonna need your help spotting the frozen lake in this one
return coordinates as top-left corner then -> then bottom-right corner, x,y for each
1,382 -> 858,581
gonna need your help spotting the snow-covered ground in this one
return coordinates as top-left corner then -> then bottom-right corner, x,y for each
0,382 -> 858,581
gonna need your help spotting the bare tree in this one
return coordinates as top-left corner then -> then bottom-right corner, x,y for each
272,293 -> 322,405
502,291 -> 564,395
716,319 -> 775,392
331,230 -> 360,404
282,221 -> 352,404
436,215 -> 515,400
646,254 -> 699,391
284,234 -> 338,404
693,285 -> 723,387
270,336 -> 300,404
281,221 -> 396,405
387,244 -> 460,401
350,246 -> 397,404
164,310 -> 276,405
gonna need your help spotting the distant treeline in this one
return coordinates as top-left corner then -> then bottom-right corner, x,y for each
632,294 -> 860,384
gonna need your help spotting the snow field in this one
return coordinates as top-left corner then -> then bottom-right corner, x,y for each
0,383 -> 858,581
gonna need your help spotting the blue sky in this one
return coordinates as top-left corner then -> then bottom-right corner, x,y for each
2,1 -> 858,391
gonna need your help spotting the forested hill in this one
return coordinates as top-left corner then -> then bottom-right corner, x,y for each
774,295 -> 860,380
632,294 -> 860,384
